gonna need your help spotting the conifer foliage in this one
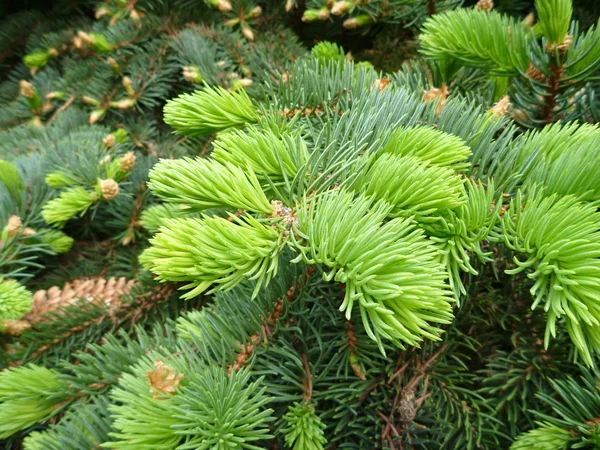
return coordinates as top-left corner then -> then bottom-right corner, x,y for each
1,0 -> 600,449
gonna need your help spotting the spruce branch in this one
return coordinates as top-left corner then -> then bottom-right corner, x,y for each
147,157 -> 272,213
294,189 -> 455,352
163,86 -> 258,137
140,215 -> 282,298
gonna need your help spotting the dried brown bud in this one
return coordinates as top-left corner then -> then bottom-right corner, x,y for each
490,95 -> 511,118
5,216 -> 22,237
99,178 -> 119,200
546,34 -> 573,54
526,62 -> 546,82
475,0 -> 493,10
398,390 -> 417,422
423,84 -> 450,114
48,48 -> 59,57
146,360 -> 184,398
372,77 -> 390,92
103,133 -> 116,148
119,151 -> 136,172
19,80 -> 36,99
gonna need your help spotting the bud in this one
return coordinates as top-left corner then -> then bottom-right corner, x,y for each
343,15 -> 372,29
48,48 -> 59,57
118,151 -> 136,172
182,66 -> 203,83
230,78 -> 253,91
317,8 -> 330,20
475,0 -> 493,11
122,76 -> 135,96
99,179 -> 120,201
19,80 -> 36,99
21,227 -> 36,237
302,9 -> 321,22
216,60 -> 227,68
122,231 -> 133,246
248,6 -> 262,18
73,36 -> 84,50
225,18 -> 240,27
46,91 -> 66,100
95,6 -> 110,18
82,95 -> 100,106
77,31 -> 95,45
5,216 -> 22,237
107,57 -> 120,72
215,0 -> 232,11
241,26 -> 255,41
103,133 -> 116,148
285,0 -> 294,11
490,95 -> 511,118
100,154 -> 111,166
111,98 -> 136,109
523,12 -> 535,29
331,1 -> 351,15
89,109 -> 105,124
129,8 -> 142,20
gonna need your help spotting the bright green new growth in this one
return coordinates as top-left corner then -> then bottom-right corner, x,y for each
0,365 -> 69,439
282,402 -> 327,450
0,279 -> 33,320
381,126 -> 472,171
294,189 -> 454,351
140,204 -> 193,234
502,191 -> 600,366
107,360 -> 181,449
535,0 -> 573,45
310,41 -> 346,65
163,86 -> 258,137
147,157 -> 272,213
428,180 -> 497,299
23,50 -> 54,69
420,9 -> 531,75
0,160 -> 23,204
140,215 -> 281,298
354,153 -> 466,221
41,230 -> 75,254
211,126 -> 309,181
41,187 -> 95,228
173,368 -> 274,450
509,423 -> 573,450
